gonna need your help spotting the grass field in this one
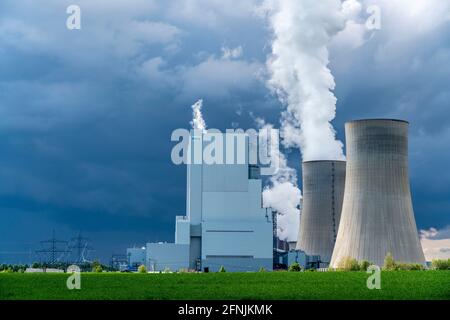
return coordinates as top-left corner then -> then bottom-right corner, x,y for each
0,271 -> 449,300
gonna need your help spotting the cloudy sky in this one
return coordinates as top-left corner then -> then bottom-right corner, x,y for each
0,0 -> 449,263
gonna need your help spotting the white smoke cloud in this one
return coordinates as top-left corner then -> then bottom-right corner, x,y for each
342,0 -> 362,20
420,226 -> 450,261
257,120 -> 301,242
190,99 -> 207,132
221,46 -> 243,60
264,181 -> 301,242
260,0 -> 368,240
264,0 -> 347,161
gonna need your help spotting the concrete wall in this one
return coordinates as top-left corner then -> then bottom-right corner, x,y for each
330,119 -> 425,267
186,131 -> 249,223
175,216 -> 190,245
146,131 -> 273,272
127,247 -> 146,266
202,257 -> 272,272
201,220 -> 273,259
146,243 -> 189,272
285,250 -> 307,268
297,161 -> 346,263
198,132 -> 272,271
202,180 -> 265,221
202,164 -> 248,192
186,134 -> 203,224
189,236 -> 201,270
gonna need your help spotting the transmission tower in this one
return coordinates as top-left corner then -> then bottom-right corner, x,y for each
35,230 -> 70,266
68,231 -> 92,264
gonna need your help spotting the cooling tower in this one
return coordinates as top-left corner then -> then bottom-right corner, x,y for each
297,160 -> 346,263
330,119 -> 425,267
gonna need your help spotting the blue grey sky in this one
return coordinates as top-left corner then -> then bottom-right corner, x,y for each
0,0 -> 449,263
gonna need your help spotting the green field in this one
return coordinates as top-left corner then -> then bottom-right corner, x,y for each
0,271 -> 449,300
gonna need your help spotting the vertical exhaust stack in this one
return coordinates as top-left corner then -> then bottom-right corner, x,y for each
330,119 -> 425,267
297,160 -> 346,263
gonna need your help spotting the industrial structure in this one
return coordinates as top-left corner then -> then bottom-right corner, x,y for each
35,230 -> 70,265
330,119 -> 425,267
297,160 -> 346,265
126,247 -> 147,270
130,131 -> 273,272
125,118 -> 426,272
68,232 -> 92,264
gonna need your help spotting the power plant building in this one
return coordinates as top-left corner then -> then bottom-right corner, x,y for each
140,131 -> 273,272
126,247 -> 146,268
330,119 -> 425,267
125,119 -> 426,272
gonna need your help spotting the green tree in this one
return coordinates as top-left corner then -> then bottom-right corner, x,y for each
410,263 -> 424,271
91,260 -> 103,272
431,259 -> 450,270
337,257 -> 359,271
359,260 -> 371,271
288,262 -> 301,272
395,263 -> 423,271
94,265 -> 103,273
138,264 -> 147,273
91,261 -> 103,273
383,252 -> 396,271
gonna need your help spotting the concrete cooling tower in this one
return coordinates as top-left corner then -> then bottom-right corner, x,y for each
330,119 -> 425,267
297,160 -> 346,263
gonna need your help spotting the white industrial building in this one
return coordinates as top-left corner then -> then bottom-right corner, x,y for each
126,118 -> 426,272
128,131 -> 273,272
126,247 -> 146,268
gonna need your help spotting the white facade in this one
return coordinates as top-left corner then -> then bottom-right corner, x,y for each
140,131 -> 273,272
126,247 -> 146,267
146,243 -> 189,272
175,216 -> 190,245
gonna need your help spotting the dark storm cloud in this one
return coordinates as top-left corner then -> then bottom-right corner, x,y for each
0,0 -> 271,262
330,0 -> 450,234
0,0 -> 449,262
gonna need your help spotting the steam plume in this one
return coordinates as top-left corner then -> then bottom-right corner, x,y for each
261,0 -> 359,240
190,99 -> 207,132
264,0 -> 347,161
258,120 -> 301,241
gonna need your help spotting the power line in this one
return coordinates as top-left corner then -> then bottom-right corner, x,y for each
35,229 -> 70,265
68,231 -> 92,264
